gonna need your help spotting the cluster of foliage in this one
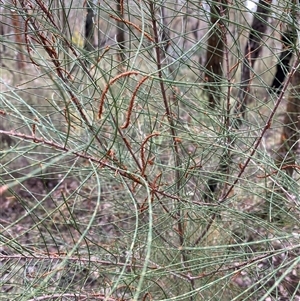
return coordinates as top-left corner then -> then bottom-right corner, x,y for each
0,1 -> 299,300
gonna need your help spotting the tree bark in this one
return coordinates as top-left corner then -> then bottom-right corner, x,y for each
84,0 -> 95,52
275,69 -> 300,177
204,0 -> 226,109
234,0 -> 271,123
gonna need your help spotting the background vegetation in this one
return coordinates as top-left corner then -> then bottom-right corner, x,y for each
0,0 -> 299,300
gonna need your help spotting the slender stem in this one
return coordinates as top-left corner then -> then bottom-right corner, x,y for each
149,0 -> 186,260
221,59 -> 300,203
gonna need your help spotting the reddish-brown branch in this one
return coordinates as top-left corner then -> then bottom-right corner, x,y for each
91,46 -> 110,71
140,132 -> 160,177
98,71 -> 139,119
27,294 -> 118,301
121,76 -> 149,129
110,15 -> 155,43
0,130 -> 142,185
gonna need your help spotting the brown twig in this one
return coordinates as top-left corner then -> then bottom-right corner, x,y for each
140,132 -> 160,177
27,293 -> 120,301
0,130 -> 142,185
121,76 -> 149,129
257,164 -> 300,178
110,15 -> 155,43
98,71 -> 139,119
90,46 -> 110,71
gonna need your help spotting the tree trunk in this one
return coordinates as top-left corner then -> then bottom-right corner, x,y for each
11,10 -> 25,70
234,0 -> 271,123
116,0 -> 125,61
84,0 -> 95,53
275,68 -> 300,177
270,0 -> 297,94
204,0 -> 226,109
